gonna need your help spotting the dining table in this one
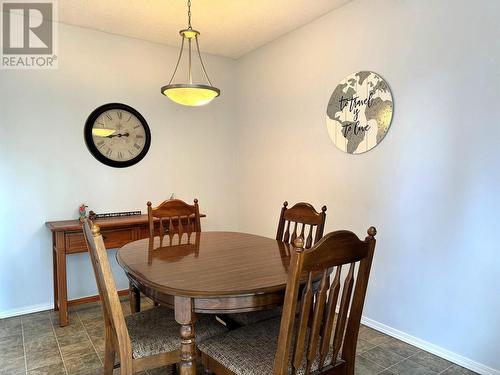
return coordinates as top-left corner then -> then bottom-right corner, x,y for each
116,231 -> 297,375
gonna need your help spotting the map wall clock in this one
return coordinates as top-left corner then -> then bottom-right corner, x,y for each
84,103 -> 151,168
326,71 -> 393,154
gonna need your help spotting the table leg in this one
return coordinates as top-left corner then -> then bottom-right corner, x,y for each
55,232 -> 68,326
129,281 -> 141,313
174,296 -> 196,375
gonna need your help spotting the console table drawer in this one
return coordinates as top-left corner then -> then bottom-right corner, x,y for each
65,228 -> 135,253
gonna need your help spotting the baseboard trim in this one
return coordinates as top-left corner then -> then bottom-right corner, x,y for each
68,290 -> 129,306
0,289 -> 129,319
361,315 -> 499,375
0,303 -> 54,319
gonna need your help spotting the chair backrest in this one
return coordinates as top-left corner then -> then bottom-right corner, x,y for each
147,198 -> 201,245
82,219 -> 133,370
276,201 -> 327,249
273,227 -> 377,375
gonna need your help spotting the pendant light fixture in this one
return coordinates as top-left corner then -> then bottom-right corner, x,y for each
161,0 -> 220,106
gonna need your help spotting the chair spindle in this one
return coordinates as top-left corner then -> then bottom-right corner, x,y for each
305,225 -> 314,249
318,266 -> 342,368
292,272 -> 314,371
284,220 -> 291,243
291,222 -> 298,243
306,269 -> 329,373
331,263 -> 355,364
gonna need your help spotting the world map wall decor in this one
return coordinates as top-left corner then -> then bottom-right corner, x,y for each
326,71 -> 393,154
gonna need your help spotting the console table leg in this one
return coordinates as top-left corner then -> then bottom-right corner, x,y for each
55,232 -> 68,326
52,243 -> 59,311
174,296 -> 196,375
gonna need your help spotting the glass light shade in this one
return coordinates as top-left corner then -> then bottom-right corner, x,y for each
161,84 -> 220,106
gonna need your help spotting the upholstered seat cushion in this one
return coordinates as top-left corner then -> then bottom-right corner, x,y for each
125,306 -> 227,359
198,317 -> 335,375
223,306 -> 282,326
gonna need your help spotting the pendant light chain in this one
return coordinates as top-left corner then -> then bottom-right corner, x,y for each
187,0 -> 193,83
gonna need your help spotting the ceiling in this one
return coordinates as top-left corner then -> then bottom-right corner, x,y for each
57,0 -> 352,59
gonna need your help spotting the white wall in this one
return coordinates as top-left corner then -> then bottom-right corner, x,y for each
235,0 -> 500,372
0,23 -> 239,314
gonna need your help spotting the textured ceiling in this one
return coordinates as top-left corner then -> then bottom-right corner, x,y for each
57,0 -> 352,58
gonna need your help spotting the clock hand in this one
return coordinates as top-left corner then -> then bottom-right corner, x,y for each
106,132 -> 130,138
92,128 -> 116,137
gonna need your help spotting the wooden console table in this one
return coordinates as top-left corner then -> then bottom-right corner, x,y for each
45,214 -> 205,327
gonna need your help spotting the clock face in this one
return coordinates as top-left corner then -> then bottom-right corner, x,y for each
84,103 -> 151,168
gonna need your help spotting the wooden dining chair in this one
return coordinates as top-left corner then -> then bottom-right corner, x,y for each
130,198 -> 202,313
223,201 -> 327,327
82,219 -> 226,375
276,201 -> 327,248
200,226 -> 377,375
148,198 -> 201,241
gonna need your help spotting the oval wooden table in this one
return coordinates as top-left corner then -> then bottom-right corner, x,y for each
117,231 -> 295,375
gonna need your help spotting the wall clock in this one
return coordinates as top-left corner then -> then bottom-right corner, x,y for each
84,103 -> 151,168
326,71 -> 393,154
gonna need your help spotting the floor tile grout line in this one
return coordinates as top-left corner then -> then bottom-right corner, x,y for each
359,327 -> 457,374
359,354 -> 390,374
75,310 -> 103,366
48,313 -> 69,375
375,367 -> 390,374
358,357 -> 381,374
363,337 -> 422,374
357,336 -> 396,373
20,317 -> 28,375
378,350 -> 447,375
380,359 -> 404,374
377,350 -> 419,374
439,364 -> 454,374
361,327 -> 469,374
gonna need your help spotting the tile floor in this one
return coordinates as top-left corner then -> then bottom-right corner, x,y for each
0,297 -> 477,375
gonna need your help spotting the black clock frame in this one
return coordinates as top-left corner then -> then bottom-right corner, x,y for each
84,103 -> 151,168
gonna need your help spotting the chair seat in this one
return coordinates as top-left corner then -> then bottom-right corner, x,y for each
223,306 -> 282,326
198,317 -> 336,375
125,306 -> 227,359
